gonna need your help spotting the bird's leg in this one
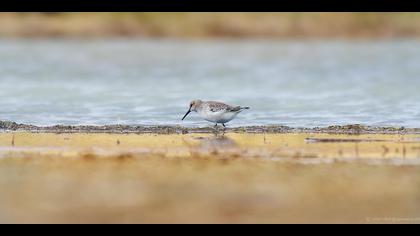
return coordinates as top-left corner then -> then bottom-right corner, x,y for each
221,124 -> 226,135
214,123 -> 218,128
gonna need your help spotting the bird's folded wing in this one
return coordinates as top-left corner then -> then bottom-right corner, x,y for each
208,102 -> 240,112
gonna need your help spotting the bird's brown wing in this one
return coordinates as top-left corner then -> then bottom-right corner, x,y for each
207,101 -> 240,112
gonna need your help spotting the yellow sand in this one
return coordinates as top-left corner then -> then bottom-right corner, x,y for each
0,132 -> 419,223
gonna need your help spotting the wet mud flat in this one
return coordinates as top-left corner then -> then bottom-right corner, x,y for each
1,121 -> 420,134
1,124 -> 420,223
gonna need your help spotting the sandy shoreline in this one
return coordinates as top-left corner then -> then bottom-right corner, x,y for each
0,127 -> 420,223
1,121 -> 419,134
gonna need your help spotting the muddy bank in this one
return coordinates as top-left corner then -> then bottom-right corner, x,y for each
1,121 -> 419,134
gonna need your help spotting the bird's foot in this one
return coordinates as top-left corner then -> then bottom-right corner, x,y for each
221,124 -> 227,133
213,123 -> 226,132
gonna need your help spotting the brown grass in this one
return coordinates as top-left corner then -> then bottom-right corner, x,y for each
1,13 -> 420,38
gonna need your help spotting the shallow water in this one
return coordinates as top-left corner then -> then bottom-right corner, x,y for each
1,132 -> 420,161
1,39 -> 420,127
1,132 -> 420,223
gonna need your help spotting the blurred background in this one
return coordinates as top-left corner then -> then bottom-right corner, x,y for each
2,13 -> 420,38
1,13 -> 420,127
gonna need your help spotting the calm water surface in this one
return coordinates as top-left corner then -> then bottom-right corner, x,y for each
0,39 -> 419,127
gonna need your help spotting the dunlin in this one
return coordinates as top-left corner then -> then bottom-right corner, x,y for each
181,99 -> 250,127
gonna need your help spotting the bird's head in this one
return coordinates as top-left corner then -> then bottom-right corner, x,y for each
182,99 -> 202,120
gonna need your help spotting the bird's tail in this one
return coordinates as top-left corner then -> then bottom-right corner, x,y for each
240,106 -> 250,110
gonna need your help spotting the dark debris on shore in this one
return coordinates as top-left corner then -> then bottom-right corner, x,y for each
1,121 -> 419,135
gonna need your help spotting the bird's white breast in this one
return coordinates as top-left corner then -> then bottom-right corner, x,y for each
197,109 -> 239,123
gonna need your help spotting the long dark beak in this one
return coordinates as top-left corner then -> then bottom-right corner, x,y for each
182,108 -> 192,121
